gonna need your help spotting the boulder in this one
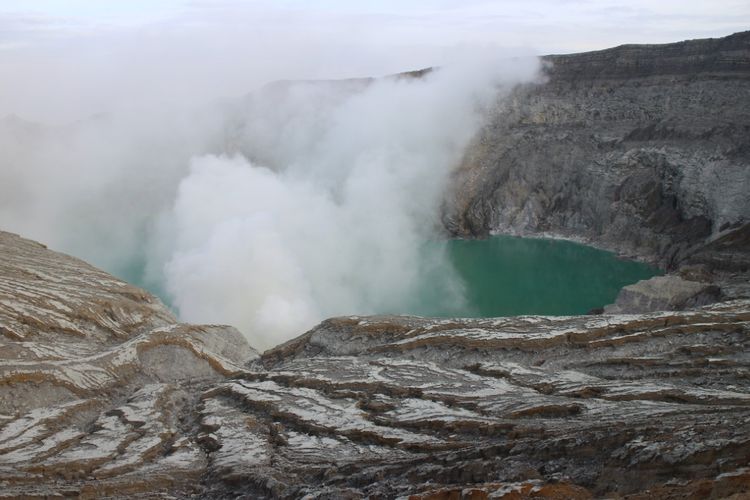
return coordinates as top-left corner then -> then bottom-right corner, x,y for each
604,275 -> 721,313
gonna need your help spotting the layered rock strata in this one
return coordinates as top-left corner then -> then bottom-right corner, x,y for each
444,31 -> 750,278
0,231 -> 258,497
1,230 -> 749,498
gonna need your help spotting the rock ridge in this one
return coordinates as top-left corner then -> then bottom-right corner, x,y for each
543,31 -> 750,81
444,30 -> 750,288
1,229 -> 749,498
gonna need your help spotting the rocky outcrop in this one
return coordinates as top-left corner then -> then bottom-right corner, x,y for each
1,229 -> 749,498
251,308 -> 750,498
0,231 -> 259,497
444,31 -> 750,276
604,275 -> 722,313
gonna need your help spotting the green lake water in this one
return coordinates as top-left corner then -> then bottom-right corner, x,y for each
408,235 -> 661,318
117,235 -> 660,320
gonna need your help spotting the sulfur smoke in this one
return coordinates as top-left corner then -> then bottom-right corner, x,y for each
0,56 -> 539,349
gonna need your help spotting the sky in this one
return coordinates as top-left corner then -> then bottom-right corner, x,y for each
0,0 -> 748,122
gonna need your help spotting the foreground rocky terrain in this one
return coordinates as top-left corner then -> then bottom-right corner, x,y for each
2,32 -> 750,499
1,228 -> 749,499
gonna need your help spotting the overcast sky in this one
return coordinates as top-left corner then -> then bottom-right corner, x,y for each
1,0 -> 748,122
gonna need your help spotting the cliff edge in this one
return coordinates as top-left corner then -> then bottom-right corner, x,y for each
444,31 -> 750,282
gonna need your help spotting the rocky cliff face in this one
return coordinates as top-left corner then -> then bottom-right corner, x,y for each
1,230 -> 749,498
444,31 -> 750,276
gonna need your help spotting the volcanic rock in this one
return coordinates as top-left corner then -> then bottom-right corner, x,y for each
1,229 -> 749,498
444,31 -> 750,274
604,275 -> 722,313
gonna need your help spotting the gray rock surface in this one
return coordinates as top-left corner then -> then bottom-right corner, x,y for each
443,31 -> 750,275
604,275 -> 722,313
0,230 -> 259,497
1,230 -> 749,499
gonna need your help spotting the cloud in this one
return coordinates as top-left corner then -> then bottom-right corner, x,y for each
162,55 -> 540,348
0,1 -> 746,122
0,28 -> 541,349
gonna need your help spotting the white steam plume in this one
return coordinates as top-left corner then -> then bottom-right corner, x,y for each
163,58 -> 539,348
0,54 -> 539,350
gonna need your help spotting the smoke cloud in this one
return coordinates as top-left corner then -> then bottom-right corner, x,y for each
0,13 -> 540,349
164,60 -> 539,347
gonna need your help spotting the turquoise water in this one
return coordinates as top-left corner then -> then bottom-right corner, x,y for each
410,235 -> 661,317
116,235 -> 660,320
113,256 -> 174,311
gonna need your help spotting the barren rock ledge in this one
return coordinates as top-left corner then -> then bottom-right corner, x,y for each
1,226 -> 749,499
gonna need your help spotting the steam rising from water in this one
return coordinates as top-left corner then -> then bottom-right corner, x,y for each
0,56 -> 539,349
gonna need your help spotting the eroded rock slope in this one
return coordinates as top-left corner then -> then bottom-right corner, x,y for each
444,31 -> 750,275
1,229 -> 749,498
0,231 -> 258,497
